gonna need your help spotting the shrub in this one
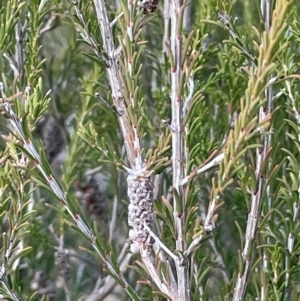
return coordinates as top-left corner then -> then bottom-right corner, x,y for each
0,0 -> 300,300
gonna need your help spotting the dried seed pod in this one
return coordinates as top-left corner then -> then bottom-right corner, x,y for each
75,177 -> 108,223
139,198 -> 152,210
55,250 -> 70,281
127,174 -> 154,254
137,0 -> 159,14
42,116 -> 65,163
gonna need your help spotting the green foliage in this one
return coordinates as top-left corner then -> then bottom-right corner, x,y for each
1,0 -> 300,300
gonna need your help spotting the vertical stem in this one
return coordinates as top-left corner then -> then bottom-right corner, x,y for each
170,0 -> 184,255
170,1 -> 190,300
261,1 -> 273,300
285,79 -> 300,299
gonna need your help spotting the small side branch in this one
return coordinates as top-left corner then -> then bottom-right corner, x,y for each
181,153 -> 224,186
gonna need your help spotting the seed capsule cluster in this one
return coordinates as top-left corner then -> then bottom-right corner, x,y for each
42,116 -> 65,163
137,0 -> 159,14
74,177 -> 108,222
127,174 -> 155,254
55,250 -> 70,281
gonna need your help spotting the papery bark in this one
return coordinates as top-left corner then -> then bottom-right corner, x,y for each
170,0 -> 190,300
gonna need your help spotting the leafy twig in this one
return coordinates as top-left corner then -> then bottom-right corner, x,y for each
72,0 -> 111,67
0,84 -> 142,301
232,1 -> 292,299
0,265 -> 21,301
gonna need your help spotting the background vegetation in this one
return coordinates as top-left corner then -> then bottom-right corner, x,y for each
1,0 -> 300,300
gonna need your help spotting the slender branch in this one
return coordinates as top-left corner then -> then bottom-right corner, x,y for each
142,253 -> 175,299
261,1 -> 274,299
110,12 -> 124,28
3,53 -> 19,77
199,189 -> 229,282
143,222 -> 178,262
90,6 -> 163,299
204,195 -> 218,233
181,153 -> 224,186
184,233 -> 204,258
15,20 -> 25,77
92,0 -> 137,168
109,195 -> 118,243
284,78 -> 300,295
218,10 -> 256,66
170,0 -> 184,256
170,1 -> 190,300
72,0 -> 111,67
117,242 -> 130,264
87,252 -> 133,301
